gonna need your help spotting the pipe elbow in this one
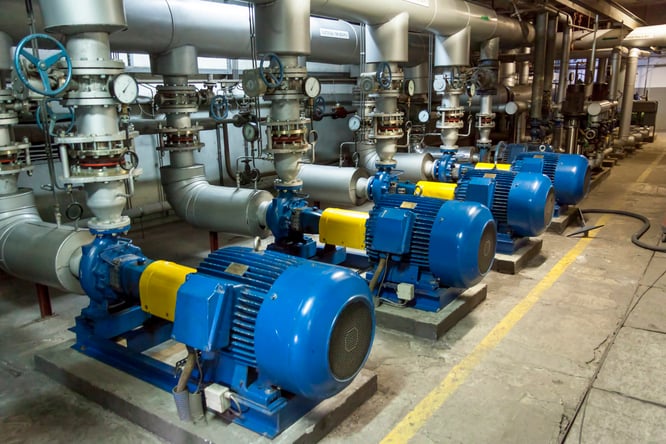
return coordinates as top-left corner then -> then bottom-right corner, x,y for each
161,165 -> 272,238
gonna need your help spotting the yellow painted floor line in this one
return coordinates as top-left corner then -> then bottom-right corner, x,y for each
381,148 -> 665,443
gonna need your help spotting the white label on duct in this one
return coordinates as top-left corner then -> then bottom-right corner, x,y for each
404,0 -> 430,6
320,28 -> 350,40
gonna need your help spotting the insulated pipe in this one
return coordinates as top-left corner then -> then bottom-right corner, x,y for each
530,12 -> 548,124
160,165 -> 271,238
542,13 -> 557,115
519,47 -> 531,85
305,0 -> 533,48
298,164 -> 369,206
618,48 -> 641,142
608,47 -> 623,101
556,16 -> 572,106
0,0 -> 432,66
0,189 -> 93,293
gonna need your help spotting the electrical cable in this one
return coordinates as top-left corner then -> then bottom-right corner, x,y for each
581,208 -> 666,252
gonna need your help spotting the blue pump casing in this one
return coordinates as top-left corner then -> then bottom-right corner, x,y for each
455,169 -> 555,239
512,152 -> 590,206
366,194 -> 497,311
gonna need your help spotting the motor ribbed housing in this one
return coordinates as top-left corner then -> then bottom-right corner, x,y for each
367,194 -> 441,268
366,194 -> 496,288
196,247 -> 301,366
174,246 -> 375,400
455,169 -> 513,226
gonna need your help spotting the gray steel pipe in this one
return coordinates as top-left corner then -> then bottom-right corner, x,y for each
556,17 -> 572,106
0,189 -> 93,293
530,12 -> 548,122
608,47 -> 623,101
619,48 -> 641,141
160,165 -> 272,238
543,13 -> 557,113
307,0 -> 533,48
0,0 -> 361,64
298,164 -> 369,206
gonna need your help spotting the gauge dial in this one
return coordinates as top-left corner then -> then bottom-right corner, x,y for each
418,109 -> 430,123
242,122 -> 259,142
405,79 -> 416,97
110,73 -> 139,104
348,115 -> 362,132
304,76 -> 321,98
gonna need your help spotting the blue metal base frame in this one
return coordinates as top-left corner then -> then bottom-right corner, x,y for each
72,308 -> 324,438
367,269 -> 461,313
496,233 -> 530,255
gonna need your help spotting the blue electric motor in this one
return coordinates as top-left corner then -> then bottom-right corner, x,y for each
172,247 -> 374,435
455,169 -> 555,253
365,194 -> 497,312
511,152 -> 590,207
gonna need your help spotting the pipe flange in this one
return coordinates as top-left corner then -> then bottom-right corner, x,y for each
64,167 -> 142,184
0,115 -> 19,125
0,141 -> 30,154
55,130 -> 138,145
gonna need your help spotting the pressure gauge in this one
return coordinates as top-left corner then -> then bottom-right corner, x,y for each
242,122 -> 259,142
433,76 -> 446,92
110,73 -> 139,104
304,76 -> 321,98
405,79 -> 416,97
418,109 -> 430,123
348,115 -> 362,132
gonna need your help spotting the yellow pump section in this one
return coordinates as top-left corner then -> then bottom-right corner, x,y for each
415,181 -> 457,200
475,162 -> 511,171
319,208 -> 368,250
139,261 -> 195,321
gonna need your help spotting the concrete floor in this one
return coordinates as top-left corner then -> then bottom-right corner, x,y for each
1,137 -> 666,443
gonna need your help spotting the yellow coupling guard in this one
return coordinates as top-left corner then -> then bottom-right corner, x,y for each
319,208 -> 368,250
415,181 -> 458,200
139,260 -> 195,321
475,162 -> 511,171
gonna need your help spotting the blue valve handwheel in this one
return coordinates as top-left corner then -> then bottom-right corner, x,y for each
258,53 -> 284,88
36,98 -> 75,135
376,62 -> 392,89
209,95 -> 229,121
314,95 -> 326,109
13,33 -> 72,97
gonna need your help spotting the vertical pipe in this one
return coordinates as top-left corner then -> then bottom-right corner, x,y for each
530,12 -> 548,134
556,16 -> 572,106
519,47 -> 531,85
597,57 -> 609,83
619,48 -> 641,141
608,47 -> 621,101
36,283 -> 53,318
543,13 -> 557,116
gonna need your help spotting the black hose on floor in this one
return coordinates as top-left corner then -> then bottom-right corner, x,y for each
581,208 -> 666,252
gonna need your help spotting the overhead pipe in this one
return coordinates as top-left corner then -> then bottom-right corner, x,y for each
305,0 -> 533,48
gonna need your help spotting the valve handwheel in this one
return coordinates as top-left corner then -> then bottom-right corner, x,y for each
36,98 -> 75,135
118,150 -> 140,171
210,94 -> 229,121
258,53 -> 284,88
13,33 -> 72,97
376,62 -> 392,89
